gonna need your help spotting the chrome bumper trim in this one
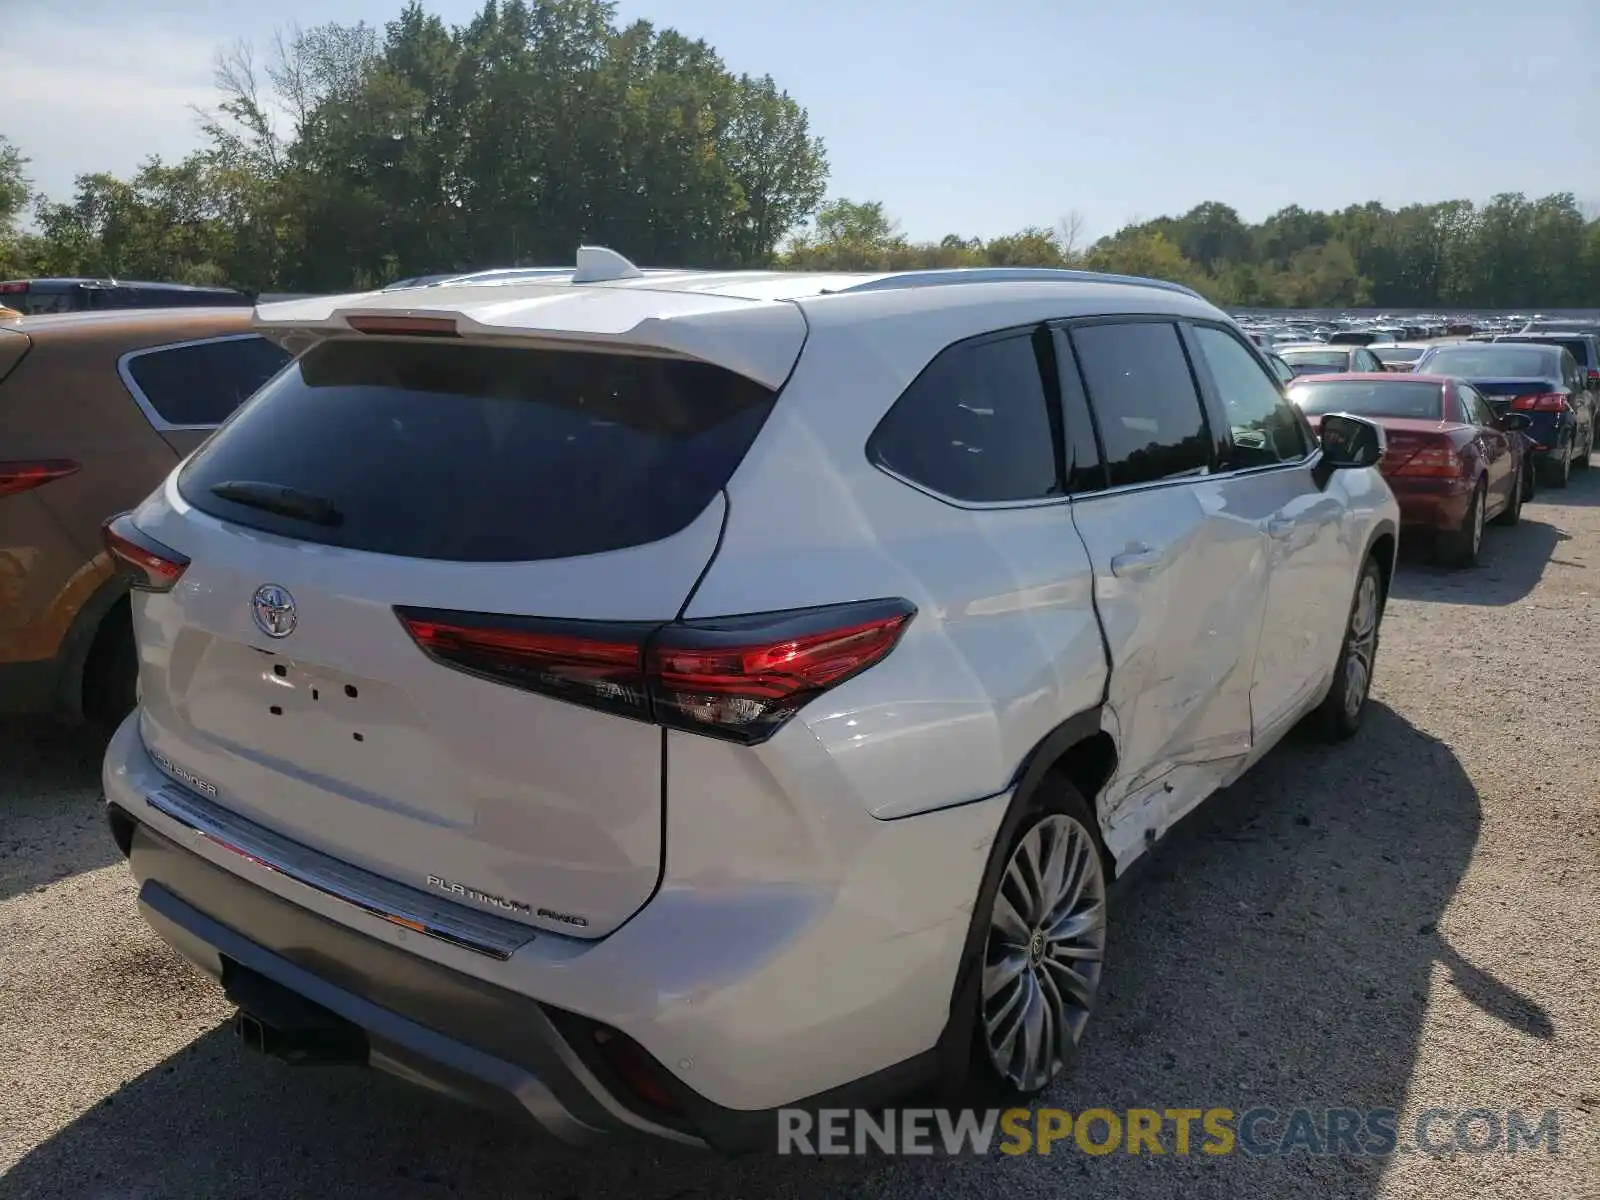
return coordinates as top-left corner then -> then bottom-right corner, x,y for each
144,783 -> 536,961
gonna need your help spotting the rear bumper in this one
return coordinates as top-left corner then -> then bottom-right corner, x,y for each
103,713 -> 999,1149
1383,477 -> 1474,532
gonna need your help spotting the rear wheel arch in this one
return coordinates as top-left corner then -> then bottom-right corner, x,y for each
934,707 -> 1117,1092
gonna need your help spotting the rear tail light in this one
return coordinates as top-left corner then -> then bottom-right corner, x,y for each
396,614 -> 655,720
1588,369 -> 1599,384
103,512 -> 190,592
1390,444 -> 1464,478
396,598 -> 916,745
1510,392 -> 1569,413
0,282 -> 24,295
0,458 -> 79,498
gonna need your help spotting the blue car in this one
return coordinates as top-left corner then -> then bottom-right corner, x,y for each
1414,342 -> 1595,489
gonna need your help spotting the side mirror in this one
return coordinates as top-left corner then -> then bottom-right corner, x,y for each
1314,413 -> 1386,488
1500,412 -> 1533,431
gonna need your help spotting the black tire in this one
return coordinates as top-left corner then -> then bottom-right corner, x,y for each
963,776 -> 1107,1103
1436,479 -> 1485,568
1316,555 -> 1384,742
82,609 -> 138,729
1492,459 -> 1523,526
1541,441 -> 1572,489
1522,452 -> 1538,502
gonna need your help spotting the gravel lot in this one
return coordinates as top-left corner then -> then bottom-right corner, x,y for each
3,475 -> 1598,1200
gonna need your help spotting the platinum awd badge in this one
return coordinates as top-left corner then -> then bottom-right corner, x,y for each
425,874 -> 588,927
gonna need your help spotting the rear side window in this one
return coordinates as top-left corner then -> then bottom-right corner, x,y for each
868,330 -> 1060,503
1069,321 -> 1212,488
178,338 -> 777,562
125,335 -> 291,427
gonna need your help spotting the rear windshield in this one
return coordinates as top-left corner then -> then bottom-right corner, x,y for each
1279,349 -> 1349,368
1373,347 -> 1426,363
1289,380 -> 1443,420
1418,345 -> 1555,379
178,338 -> 777,562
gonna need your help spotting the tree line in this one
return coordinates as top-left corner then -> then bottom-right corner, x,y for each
1,0 -> 1597,310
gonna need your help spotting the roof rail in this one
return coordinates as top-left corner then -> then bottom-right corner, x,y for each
832,267 -> 1205,301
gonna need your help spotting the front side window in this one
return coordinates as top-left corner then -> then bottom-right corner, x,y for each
868,330 -> 1060,503
1070,321 -> 1212,488
1191,325 -> 1309,467
125,335 -> 292,427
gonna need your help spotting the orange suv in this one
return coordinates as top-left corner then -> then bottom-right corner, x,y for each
0,308 -> 290,723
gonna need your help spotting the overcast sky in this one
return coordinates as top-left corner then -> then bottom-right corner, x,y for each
3,0 -> 1597,242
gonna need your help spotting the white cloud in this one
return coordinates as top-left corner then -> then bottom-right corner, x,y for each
0,17 -> 224,202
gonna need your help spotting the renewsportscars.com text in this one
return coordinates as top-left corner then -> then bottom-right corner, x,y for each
776,1106 -> 1562,1157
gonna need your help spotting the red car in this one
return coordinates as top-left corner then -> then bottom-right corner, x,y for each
1288,373 -> 1533,568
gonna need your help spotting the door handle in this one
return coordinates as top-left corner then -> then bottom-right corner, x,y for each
1266,515 -> 1296,538
1110,543 -> 1161,578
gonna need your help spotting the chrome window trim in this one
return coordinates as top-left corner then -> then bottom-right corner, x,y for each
117,332 -> 280,433
1066,449 -> 1325,505
871,461 -> 1072,511
143,781 -> 539,961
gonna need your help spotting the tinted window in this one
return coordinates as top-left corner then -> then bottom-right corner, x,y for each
126,335 -> 292,426
1280,348 -> 1351,370
1191,326 -> 1308,466
1373,347 -> 1426,364
179,339 -> 777,561
0,286 -> 77,314
1496,336 -> 1595,367
1070,321 -> 1211,488
1418,345 -> 1558,379
869,331 -> 1059,503
1460,386 -> 1496,428
1289,380 -> 1445,420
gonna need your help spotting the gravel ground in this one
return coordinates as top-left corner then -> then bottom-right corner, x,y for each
3,475 -> 1599,1200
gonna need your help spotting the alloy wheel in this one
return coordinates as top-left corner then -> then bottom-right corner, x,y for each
981,813 -> 1107,1093
1470,485 -> 1484,556
1343,570 -> 1381,719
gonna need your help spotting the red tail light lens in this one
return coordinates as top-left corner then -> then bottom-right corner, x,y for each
397,613 -> 654,719
1587,369 -> 1599,385
1389,444 -> 1463,478
395,598 -> 916,745
103,512 -> 190,592
0,458 -> 79,498
650,600 -> 915,744
1510,392 -> 1569,412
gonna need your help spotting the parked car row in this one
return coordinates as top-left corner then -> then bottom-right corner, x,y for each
0,259 -> 1584,1154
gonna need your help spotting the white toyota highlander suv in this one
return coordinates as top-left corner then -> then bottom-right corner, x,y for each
102,250 -> 1399,1151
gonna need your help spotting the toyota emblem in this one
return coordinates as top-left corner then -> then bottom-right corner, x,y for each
251,584 -> 298,639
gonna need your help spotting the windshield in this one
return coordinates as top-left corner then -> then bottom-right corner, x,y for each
1418,345 -> 1556,379
1497,336 -> 1592,366
1289,380 -> 1444,420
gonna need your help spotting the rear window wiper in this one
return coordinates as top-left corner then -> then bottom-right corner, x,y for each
208,480 -> 345,527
